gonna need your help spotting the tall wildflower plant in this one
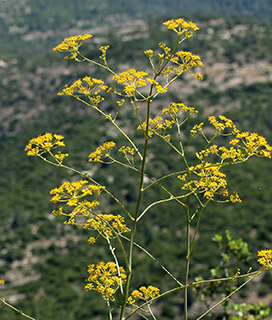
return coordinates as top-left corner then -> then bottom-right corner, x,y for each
1,18 -> 272,320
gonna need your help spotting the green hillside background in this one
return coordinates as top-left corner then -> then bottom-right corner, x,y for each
0,0 -> 272,319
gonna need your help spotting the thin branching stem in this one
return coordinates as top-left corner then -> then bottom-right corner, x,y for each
0,298 -> 36,320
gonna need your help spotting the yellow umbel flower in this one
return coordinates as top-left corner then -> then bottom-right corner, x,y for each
128,285 -> 160,305
183,163 -> 234,201
88,141 -> 116,162
53,34 -> 92,59
258,250 -> 272,269
25,133 -> 67,160
84,214 -> 130,242
163,18 -> 199,37
85,262 -> 127,300
162,102 -> 198,118
50,181 -> 105,224
50,180 -> 104,205
0,280 -> 4,285
113,69 -> 148,97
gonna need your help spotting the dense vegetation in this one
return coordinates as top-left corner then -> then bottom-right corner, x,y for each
0,2 -> 272,319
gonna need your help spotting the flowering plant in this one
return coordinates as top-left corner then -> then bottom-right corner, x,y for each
1,18 -> 271,320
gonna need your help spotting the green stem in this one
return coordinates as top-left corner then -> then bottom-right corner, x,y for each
184,196 -> 190,320
0,298 -> 36,320
119,94 -> 152,319
106,299 -> 113,320
121,235 -> 183,286
42,154 -> 133,220
75,96 -> 143,160
125,270 -> 263,320
195,271 -> 262,320
106,237 -> 125,295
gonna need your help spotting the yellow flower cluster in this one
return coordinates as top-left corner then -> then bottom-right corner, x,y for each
53,34 -> 92,59
138,102 -> 198,138
113,69 -> 148,96
196,145 -> 243,162
162,102 -> 198,119
128,285 -> 160,305
144,49 -> 154,58
99,45 -> 110,63
171,51 -> 203,73
88,141 -> 116,162
50,180 -> 105,224
138,116 -> 174,138
231,132 -> 272,159
0,280 -> 4,285
25,133 -> 68,161
163,18 -> 199,38
85,261 -> 127,300
258,250 -> 272,269
182,163 -> 241,202
118,146 -> 136,156
196,132 -> 271,163
146,77 -> 168,94
191,122 -> 204,136
208,115 -> 239,134
84,214 -> 130,244
58,76 -> 107,106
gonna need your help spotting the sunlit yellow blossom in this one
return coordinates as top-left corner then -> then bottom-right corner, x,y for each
183,163 -> 232,201
159,42 -> 171,58
208,115 -> 239,134
50,181 -> 104,205
191,123 -> 204,136
128,285 -> 160,305
258,250 -> 272,269
196,144 -> 243,162
138,116 -> 174,137
88,141 -> 116,162
230,191 -> 242,203
84,214 -> 130,239
144,49 -> 154,58
99,45 -> 110,63
25,133 -> 66,158
172,51 -> 203,73
58,76 -> 107,106
0,280 -> 4,285
195,72 -> 203,80
236,132 -> 272,158
85,261 -> 127,300
113,69 -> 148,97
53,34 -> 92,59
162,102 -> 198,118
163,18 -> 199,37
119,146 -> 135,155
50,181 -> 104,224
88,237 -> 96,245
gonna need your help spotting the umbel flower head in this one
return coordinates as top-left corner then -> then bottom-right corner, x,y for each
50,180 -> 105,225
58,76 -> 108,107
84,214 -> 130,244
113,69 -> 148,97
163,18 -> 199,37
89,141 -> 116,162
53,34 -> 92,59
85,261 -> 127,300
25,133 -> 68,162
128,285 -> 160,305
